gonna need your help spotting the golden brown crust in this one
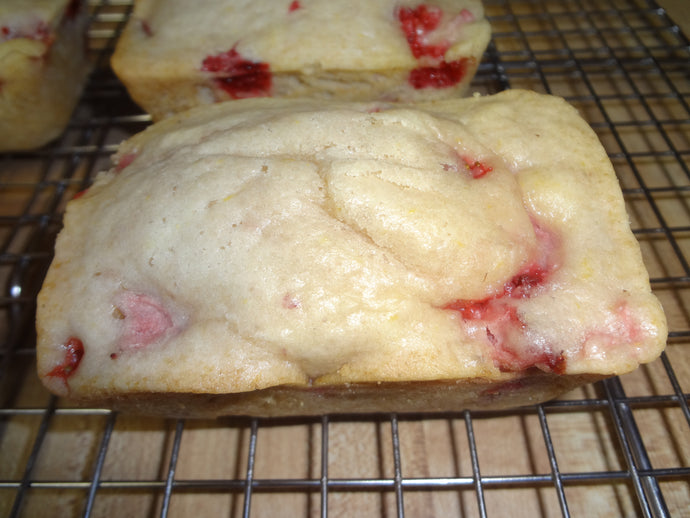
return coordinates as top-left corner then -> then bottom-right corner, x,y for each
66,374 -> 606,419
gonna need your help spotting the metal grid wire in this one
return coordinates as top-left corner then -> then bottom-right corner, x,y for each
0,0 -> 688,516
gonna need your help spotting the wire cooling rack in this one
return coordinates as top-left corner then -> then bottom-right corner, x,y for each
1,0 -> 689,516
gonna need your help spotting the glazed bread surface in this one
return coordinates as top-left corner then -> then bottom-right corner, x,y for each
36,90 -> 667,417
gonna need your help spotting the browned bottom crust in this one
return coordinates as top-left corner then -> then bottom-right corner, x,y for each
65,373 -> 607,419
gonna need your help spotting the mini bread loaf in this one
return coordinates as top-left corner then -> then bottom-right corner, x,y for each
111,0 -> 491,120
0,0 -> 91,152
36,90 -> 667,418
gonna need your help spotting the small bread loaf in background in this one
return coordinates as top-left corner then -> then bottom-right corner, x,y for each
36,90 -> 667,418
111,0 -> 491,120
0,0 -> 91,152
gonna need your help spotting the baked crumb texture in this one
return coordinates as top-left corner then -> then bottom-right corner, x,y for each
111,0 -> 492,120
0,0 -> 91,151
36,90 -> 667,417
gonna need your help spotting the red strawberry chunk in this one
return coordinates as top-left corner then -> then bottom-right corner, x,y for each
489,335 -> 566,374
398,5 -> 446,59
201,47 -> 272,99
116,292 -> 173,350
442,222 -> 565,373
459,8 -> 475,23
72,188 -> 89,200
408,58 -> 469,89
398,5 -> 476,90
537,351 -> 567,374
444,298 -> 492,320
46,337 -> 84,380
584,301 -> 645,349
1,21 -> 52,44
282,293 -> 301,309
462,155 -> 493,179
288,0 -> 302,12
141,19 -> 154,37
504,263 -> 549,299
115,152 -> 138,172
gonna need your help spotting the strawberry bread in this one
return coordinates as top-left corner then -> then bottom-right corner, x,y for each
36,90 -> 667,417
110,0 -> 491,120
0,0 -> 91,152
